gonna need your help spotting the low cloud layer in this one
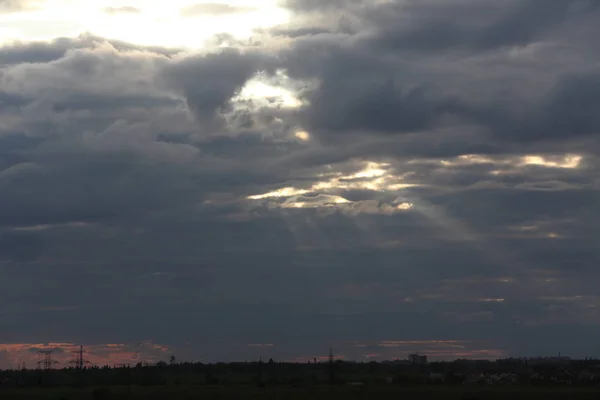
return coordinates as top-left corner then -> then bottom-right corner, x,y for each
0,0 -> 599,366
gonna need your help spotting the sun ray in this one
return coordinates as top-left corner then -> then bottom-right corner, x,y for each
394,192 -> 532,289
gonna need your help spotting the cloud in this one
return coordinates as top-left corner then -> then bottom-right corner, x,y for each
102,6 -> 141,15
0,0 -> 42,13
180,3 -> 257,17
161,48 -> 274,132
0,232 -> 45,262
0,0 -> 599,366
0,34 -> 181,66
356,0 -> 596,52
276,0 -> 600,147
280,0 -> 364,13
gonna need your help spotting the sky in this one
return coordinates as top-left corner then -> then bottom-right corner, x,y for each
0,0 -> 600,368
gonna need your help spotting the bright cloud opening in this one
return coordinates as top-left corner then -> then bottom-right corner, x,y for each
247,161 -> 418,214
435,153 -> 583,170
248,186 -> 309,200
520,154 -> 582,169
295,130 -> 311,141
233,78 -> 303,109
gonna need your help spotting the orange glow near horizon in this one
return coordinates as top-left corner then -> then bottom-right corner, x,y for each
0,340 -> 506,369
0,342 -> 170,369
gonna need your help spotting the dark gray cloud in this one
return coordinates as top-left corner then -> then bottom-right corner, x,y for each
269,27 -> 332,38
161,48 -> 274,131
357,0 -> 600,52
0,34 -> 182,66
277,0 -> 600,147
0,0 -> 599,365
0,232 -> 44,262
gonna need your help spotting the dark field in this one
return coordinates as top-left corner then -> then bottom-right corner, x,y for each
2,385 -> 600,400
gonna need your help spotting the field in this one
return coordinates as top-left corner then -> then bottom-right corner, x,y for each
2,385 -> 600,400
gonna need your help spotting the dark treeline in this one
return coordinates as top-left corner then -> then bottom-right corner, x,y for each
3,358 -> 600,389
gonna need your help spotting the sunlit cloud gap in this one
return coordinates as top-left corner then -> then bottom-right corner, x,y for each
392,152 -> 582,270
432,153 -> 583,170
233,75 -> 304,109
295,130 -> 311,141
248,161 -> 417,200
248,161 -> 418,214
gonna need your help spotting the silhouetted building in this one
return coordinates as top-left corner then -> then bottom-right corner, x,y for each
527,356 -> 571,366
409,353 -> 427,365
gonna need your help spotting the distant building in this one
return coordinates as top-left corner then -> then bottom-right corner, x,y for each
527,356 -> 571,366
409,353 -> 419,364
409,354 -> 427,365
383,359 -> 411,365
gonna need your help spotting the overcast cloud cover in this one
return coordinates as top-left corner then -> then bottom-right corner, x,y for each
1,0 -> 600,368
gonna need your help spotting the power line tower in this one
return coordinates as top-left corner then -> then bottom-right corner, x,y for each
37,350 -> 58,371
68,345 -> 90,369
